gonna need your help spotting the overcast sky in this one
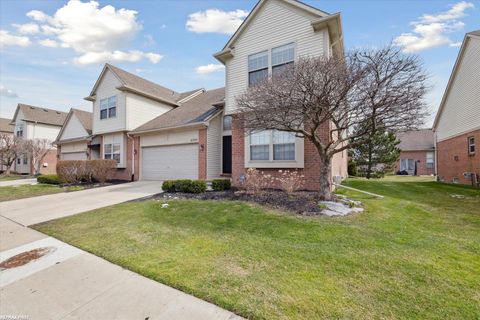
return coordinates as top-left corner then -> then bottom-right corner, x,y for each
0,0 -> 478,127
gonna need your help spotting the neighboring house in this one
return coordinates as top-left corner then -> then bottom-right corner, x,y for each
213,0 -> 347,190
131,88 -> 225,180
84,63 -> 203,181
395,129 -> 435,176
11,104 -> 67,174
433,30 -> 480,186
0,118 -> 15,173
54,108 -> 99,160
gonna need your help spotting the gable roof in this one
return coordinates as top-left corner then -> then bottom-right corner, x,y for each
214,0 -> 343,63
131,87 -> 225,134
0,118 -> 14,133
433,30 -> 480,129
12,103 -> 68,126
397,129 -> 434,151
85,64 -> 202,106
55,108 -> 92,143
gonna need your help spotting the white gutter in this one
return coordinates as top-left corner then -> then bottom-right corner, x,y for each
130,122 -> 208,136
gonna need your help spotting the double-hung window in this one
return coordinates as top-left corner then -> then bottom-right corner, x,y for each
100,96 -> 116,119
250,131 -> 270,160
271,43 -> 294,78
468,136 -> 475,155
250,130 -> 296,161
16,124 -> 23,137
426,152 -> 434,168
273,130 -> 295,160
104,143 -> 120,163
248,51 -> 268,87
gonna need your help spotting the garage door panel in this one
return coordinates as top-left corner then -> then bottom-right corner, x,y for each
61,152 -> 87,160
141,144 -> 198,180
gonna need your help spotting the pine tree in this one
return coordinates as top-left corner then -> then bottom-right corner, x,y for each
351,123 -> 401,179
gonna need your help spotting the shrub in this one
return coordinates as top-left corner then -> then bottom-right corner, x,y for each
162,179 -> 207,193
37,174 -> 60,185
240,168 -> 275,194
162,180 -> 176,192
276,170 -> 304,194
348,160 -> 357,176
57,160 -> 116,184
212,179 -> 231,191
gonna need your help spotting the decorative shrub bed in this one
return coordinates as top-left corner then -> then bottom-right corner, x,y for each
37,174 -> 60,185
158,189 -> 322,215
57,160 -> 117,185
211,179 -> 231,191
162,179 -> 207,193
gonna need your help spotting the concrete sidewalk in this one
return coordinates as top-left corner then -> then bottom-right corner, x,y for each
0,178 -> 37,187
0,181 -> 163,226
0,216 -> 241,319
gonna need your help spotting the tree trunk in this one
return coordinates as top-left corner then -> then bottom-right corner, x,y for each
366,142 -> 373,179
318,154 -> 333,201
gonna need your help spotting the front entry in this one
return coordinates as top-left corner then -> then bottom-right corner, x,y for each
222,136 -> 232,174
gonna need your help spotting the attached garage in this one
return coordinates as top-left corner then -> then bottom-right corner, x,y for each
141,143 -> 198,180
61,152 -> 87,160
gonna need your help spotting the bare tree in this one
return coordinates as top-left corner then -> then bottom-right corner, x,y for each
0,133 -> 24,175
24,138 -> 53,175
236,45 -> 428,200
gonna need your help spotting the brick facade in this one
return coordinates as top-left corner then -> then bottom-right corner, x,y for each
436,129 -> 480,185
394,150 -> 435,176
198,128 -> 207,180
38,149 -> 58,175
231,115 -> 343,191
108,134 -> 140,182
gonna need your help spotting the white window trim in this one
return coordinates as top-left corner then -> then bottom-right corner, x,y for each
244,130 -> 304,168
100,95 -> 117,120
247,42 -> 296,86
468,136 -> 475,155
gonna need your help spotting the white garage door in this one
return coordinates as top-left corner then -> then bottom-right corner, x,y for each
141,144 -> 198,180
61,152 -> 87,160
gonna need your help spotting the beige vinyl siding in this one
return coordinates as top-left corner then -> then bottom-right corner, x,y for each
207,114 -> 222,179
26,122 -> 61,141
140,130 -> 199,147
60,141 -> 88,153
225,0 -> 327,114
59,114 -> 88,140
436,37 -> 480,142
125,92 -> 174,131
92,69 -> 126,134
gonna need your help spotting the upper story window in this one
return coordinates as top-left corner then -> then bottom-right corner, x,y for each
223,115 -> 232,131
15,124 -> 23,137
100,95 -> 117,120
426,152 -> 434,168
250,130 -> 296,161
248,51 -> 268,87
468,136 -> 475,155
271,43 -> 295,78
104,143 -> 120,163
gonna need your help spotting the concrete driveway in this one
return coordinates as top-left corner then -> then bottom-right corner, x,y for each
0,181 -> 163,226
0,178 -> 37,187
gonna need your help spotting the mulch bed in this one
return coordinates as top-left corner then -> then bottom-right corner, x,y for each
155,190 -> 323,215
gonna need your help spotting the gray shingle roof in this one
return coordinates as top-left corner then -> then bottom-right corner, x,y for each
397,129 -> 434,151
467,30 -> 480,37
132,87 -> 225,133
71,108 -> 92,134
0,118 -> 14,133
106,64 -> 201,105
15,104 -> 68,126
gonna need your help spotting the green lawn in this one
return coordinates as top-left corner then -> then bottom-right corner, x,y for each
0,174 -> 30,181
0,184 -> 65,202
33,178 -> 480,319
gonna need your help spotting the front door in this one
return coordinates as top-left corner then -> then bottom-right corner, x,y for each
222,136 -> 232,174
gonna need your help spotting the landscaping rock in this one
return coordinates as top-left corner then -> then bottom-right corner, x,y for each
320,201 -> 364,217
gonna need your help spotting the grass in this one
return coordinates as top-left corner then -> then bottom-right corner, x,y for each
33,177 -> 480,319
0,174 -> 30,181
0,184 -> 65,202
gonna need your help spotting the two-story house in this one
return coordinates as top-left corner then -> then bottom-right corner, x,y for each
433,30 -> 479,186
55,108 -> 98,160
213,0 -> 347,190
83,63 -> 204,181
0,118 -> 15,173
11,104 -> 67,174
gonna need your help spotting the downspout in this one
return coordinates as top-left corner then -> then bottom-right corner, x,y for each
127,133 -> 135,181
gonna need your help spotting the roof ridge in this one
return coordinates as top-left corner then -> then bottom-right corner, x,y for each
19,103 -> 68,114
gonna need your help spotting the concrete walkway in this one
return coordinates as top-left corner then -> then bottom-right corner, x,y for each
0,178 -> 37,187
0,182 -> 242,319
0,181 -> 164,226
